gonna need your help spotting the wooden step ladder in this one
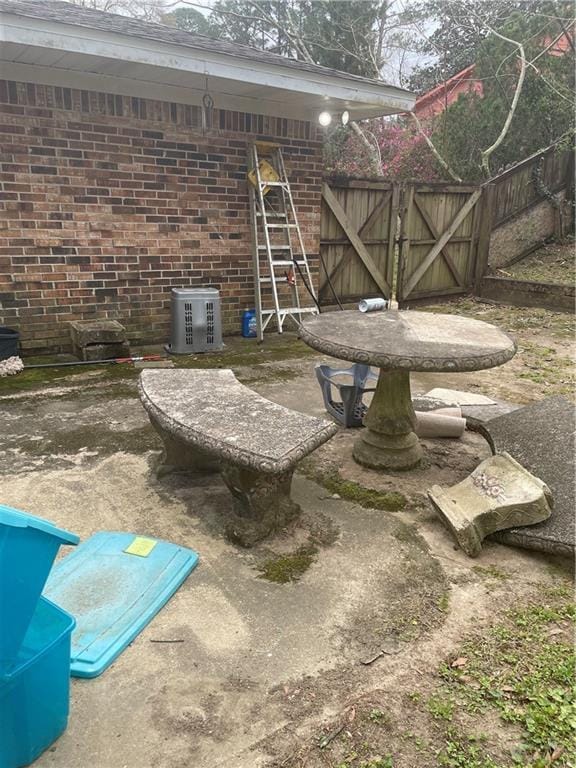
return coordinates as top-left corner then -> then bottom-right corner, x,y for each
247,142 -> 319,341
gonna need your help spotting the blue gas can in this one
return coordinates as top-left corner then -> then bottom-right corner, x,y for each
241,309 -> 257,338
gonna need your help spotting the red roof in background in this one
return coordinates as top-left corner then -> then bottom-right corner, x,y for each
413,64 -> 482,119
413,25 -> 573,120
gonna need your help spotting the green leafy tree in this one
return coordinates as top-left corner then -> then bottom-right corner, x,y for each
406,0 -> 529,93
432,5 -> 575,179
166,1 -> 391,77
162,6 -> 215,35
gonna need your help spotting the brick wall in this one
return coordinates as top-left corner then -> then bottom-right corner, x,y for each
0,79 -> 323,353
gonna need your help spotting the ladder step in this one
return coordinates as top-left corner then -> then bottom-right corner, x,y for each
265,223 -> 297,229
258,244 -> 291,251
268,260 -> 307,267
261,307 -> 319,315
256,212 -> 287,218
260,181 -> 289,188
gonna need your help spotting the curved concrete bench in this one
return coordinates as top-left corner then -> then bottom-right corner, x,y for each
139,369 -> 338,546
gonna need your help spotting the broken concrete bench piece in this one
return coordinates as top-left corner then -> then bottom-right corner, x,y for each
138,369 -> 338,547
428,452 -> 553,557
480,396 -> 575,557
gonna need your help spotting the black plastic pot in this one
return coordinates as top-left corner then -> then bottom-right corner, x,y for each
0,327 -> 20,360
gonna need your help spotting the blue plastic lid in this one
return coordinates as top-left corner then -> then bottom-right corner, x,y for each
0,504 -> 79,545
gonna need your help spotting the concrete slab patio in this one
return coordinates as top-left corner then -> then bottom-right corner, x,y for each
0,331 -> 572,768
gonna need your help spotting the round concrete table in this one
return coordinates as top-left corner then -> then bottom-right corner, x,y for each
300,310 -> 516,470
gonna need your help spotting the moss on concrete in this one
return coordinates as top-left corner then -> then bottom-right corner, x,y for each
257,546 -> 317,583
1,333 -> 316,396
0,359 -> 139,396
172,334 -> 317,370
236,364 -> 300,385
14,424 -> 160,459
300,461 -> 407,512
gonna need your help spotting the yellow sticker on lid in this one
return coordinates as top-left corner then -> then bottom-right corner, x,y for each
124,536 -> 157,557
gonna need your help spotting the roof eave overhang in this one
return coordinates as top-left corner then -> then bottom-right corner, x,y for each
0,11 -> 416,121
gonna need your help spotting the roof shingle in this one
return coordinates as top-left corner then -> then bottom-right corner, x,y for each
0,0 -> 409,95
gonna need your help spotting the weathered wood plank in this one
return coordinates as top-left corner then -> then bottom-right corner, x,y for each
412,194 -> 465,287
321,183 -> 391,297
402,188 -> 481,298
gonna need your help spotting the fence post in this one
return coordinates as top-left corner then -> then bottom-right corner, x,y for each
564,147 -> 575,235
474,183 -> 495,294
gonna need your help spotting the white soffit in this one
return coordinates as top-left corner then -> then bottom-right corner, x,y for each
0,12 -> 416,120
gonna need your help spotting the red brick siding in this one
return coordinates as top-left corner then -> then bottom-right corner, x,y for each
0,79 -> 323,353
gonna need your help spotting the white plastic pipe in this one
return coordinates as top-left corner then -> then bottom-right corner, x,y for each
415,409 -> 466,439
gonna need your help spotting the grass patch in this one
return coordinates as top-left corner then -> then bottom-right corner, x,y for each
472,565 -> 511,582
257,546 -> 317,583
437,730 -> 500,768
439,595 -> 576,766
423,298 -> 574,340
277,585 -> 574,768
516,341 -> 574,395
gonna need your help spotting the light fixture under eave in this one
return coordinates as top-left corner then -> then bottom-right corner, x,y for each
318,111 -> 332,127
341,110 -> 350,126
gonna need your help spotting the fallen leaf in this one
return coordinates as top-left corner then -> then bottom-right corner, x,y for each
551,746 -> 564,762
347,707 -> 356,723
451,657 -> 468,668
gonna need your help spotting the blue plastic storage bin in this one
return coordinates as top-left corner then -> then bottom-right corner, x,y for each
0,596 -> 75,768
0,504 -> 79,676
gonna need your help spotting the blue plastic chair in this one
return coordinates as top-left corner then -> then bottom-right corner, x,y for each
315,363 -> 378,427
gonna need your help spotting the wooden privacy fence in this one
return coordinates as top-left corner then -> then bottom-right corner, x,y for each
484,143 -> 574,268
490,143 -> 573,229
320,143 -> 573,305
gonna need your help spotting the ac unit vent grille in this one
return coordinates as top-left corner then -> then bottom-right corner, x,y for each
184,302 -> 194,346
206,301 -> 214,345
169,288 -> 223,354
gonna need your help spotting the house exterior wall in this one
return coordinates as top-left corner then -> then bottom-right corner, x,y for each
0,79 -> 323,353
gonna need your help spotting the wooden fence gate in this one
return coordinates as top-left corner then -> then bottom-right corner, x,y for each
397,182 -> 484,305
320,179 -> 487,306
319,179 -> 399,304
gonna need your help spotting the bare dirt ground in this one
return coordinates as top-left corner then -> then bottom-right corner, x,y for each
491,237 -> 575,286
0,299 -> 574,768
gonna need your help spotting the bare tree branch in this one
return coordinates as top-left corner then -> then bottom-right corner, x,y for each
350,121 -> 384,176
479,26 -> 527,177
409,112 -> 463,182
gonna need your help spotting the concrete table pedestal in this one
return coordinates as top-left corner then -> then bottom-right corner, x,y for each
353,369 -> 423,470
300,310 -> 517,471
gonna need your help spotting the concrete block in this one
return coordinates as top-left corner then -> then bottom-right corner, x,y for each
81,342 -> 130,362
428,452 -> 553,557
70,319 -> 127,348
